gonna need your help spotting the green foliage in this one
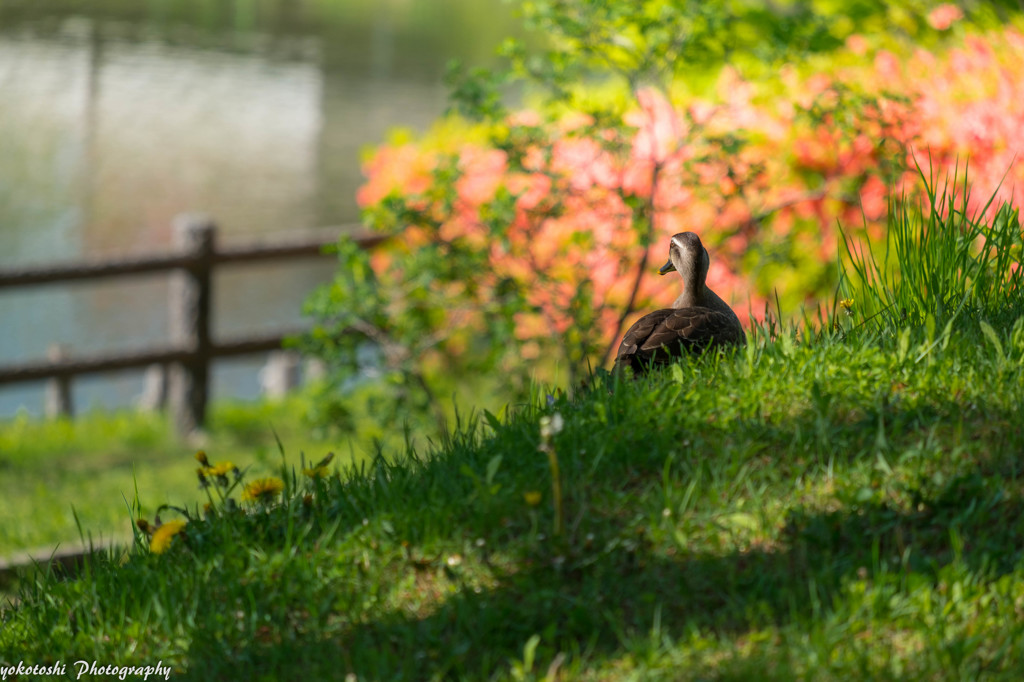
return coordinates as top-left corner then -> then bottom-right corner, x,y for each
449,0 -> 1022,116
301,233 -> 533,433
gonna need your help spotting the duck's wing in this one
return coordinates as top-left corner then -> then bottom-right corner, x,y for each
615,309 -> 675,361
615,307 -> 745,372
639,307 -> 746,352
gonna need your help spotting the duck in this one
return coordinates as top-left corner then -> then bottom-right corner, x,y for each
615,232 -> 746,373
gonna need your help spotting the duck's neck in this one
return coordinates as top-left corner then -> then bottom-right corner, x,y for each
671,258 -> 704,308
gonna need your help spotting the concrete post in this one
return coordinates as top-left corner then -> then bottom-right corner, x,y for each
44,344 -> 73,418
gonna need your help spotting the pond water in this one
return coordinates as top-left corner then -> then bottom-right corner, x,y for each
0,0 -> 520,416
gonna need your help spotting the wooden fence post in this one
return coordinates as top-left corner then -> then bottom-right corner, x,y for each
44,344 -> 73,418
168,214 -> 215,436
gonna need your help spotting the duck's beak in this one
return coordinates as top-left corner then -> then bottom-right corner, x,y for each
658,260 -> 676,276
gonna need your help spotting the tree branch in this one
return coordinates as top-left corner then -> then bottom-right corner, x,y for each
599,161 -> 663,367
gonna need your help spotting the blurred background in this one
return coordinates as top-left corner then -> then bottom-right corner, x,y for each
0,0 -> 519,416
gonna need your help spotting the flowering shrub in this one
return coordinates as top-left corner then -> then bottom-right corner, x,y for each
306,9 -> 1024,413
878,30 -> 1024,217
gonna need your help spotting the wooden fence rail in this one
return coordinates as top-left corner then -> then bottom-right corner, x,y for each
0,214 -> 386,435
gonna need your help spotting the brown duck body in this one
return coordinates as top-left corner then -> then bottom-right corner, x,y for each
615,232 -> 745,374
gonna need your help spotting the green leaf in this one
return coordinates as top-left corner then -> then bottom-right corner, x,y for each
897,327 -> 911,363
670,364 -> 685,384
855,487 -> 876,503
721,512 -> 758,532
485,455 -> 503,486
1010,316 -> 1024,355
979,320 -> 1004,359
521,634 -> 541,674
940,319 -> 954,351
482,409 -> 503,433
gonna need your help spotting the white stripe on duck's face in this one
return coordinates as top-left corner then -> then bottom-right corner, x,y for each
670,233 -> 699,253
667,233 -> 708,279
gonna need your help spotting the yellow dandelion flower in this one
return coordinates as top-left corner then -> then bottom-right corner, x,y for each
194,450 -> 210,466
304,452 -> 335,478
203,461 -> 235,477
840,298 -> 855,316
242,477 -> 285,504
523,491 -> 542,507
202,458 -> 236,481
150,520 -> 187,554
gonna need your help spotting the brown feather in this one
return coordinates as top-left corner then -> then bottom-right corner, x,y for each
616,307 -> 743,372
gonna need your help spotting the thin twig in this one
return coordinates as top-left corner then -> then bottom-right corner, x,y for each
599,162 -> 662,367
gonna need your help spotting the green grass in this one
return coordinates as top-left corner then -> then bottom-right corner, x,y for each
1,178 -> 1022,680
3,310 -> 1023,680
0,394 -> 357,557
840,159 -> 1023,330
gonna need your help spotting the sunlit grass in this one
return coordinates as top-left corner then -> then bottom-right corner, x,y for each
839,158 -> 1024,331
0,394 -> 357,557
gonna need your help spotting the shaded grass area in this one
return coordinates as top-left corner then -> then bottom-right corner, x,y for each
2,305 -> 1023,679
0,395 -> 354,557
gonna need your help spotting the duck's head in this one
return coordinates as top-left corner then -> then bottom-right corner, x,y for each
658,232 -> 709,284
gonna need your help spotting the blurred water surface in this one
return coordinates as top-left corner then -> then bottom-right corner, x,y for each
0,0 -> 518,415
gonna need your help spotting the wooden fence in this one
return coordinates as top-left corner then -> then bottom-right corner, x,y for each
0,214 -> 386,435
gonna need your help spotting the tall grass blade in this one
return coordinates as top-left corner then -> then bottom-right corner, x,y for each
839,160 -> 1022,332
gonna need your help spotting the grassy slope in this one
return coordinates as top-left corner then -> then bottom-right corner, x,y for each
2,303 -> 1023,680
